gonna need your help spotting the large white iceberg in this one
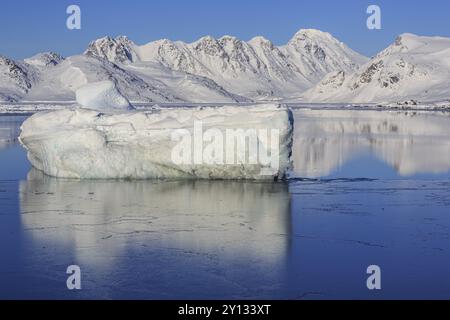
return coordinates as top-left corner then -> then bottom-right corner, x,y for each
19,105 -> 293,180
75,80 -> 134,111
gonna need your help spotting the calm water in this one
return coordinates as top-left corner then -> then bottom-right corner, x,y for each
1,110 -> 450,299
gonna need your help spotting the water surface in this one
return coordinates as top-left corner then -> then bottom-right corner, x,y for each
1,110 -> 450,299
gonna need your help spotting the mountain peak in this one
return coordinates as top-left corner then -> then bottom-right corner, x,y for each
394,33 -> 421,47
379,32 -> 450,56
291,29 -> 334,41
115,35 -> 131,42
84,35 -> 138,64
248,36 -> 272,46
192,36 -> 225,56
219,35 -> 241,43
88,35 -> 134,46
24,52 -> 65,67
195,35 -> 217,43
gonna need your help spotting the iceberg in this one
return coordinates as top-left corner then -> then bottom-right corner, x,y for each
19,104 -> 293,180
75,80 -> 134,111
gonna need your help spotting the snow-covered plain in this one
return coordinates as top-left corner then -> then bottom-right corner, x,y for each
19,104 -> 293,180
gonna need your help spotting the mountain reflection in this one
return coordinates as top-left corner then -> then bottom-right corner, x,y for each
0,115 -> 24,149
292,110 -> 450,177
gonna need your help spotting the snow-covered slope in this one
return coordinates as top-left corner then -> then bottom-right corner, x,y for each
126,61 -> 251,103
0,55 -> 36,102
24,55 -> 182,103
303,33 -> 450,103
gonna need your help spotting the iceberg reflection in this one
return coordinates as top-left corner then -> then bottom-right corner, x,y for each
0,115 -> 25,150
19,170 -> 291,296
293,110 -> 450,177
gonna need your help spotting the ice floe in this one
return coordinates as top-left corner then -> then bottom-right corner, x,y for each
19,104 -> 293,180
75,80 -> 134,111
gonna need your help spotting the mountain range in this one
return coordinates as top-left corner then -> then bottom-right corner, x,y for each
301,33 -> 450,103
1,29 -> 449,104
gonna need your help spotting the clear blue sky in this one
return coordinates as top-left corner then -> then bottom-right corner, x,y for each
1,0 -> 450,59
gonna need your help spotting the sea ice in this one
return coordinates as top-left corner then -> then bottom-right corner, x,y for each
75,80 -> 134,111
19,104 -> 293,180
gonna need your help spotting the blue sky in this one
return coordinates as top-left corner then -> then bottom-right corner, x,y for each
1,0 -> 450,59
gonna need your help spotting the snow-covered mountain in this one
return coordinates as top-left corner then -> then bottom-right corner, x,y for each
1,29 -> 367,103
13,28 -> 450,105
280,29 -> 368,82
302,33 -> 450,103
83,29 -> 367,100
3,30 -> 450,104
